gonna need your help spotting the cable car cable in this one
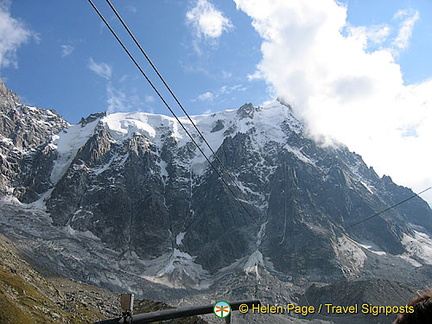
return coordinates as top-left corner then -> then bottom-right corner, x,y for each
103,0 -> 261,222
87,0 -> 258,225
346,186 -> 431,228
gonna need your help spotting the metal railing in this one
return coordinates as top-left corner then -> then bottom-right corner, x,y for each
95,299 -> 260,324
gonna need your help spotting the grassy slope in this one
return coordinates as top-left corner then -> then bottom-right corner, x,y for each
0,233 -> 115,323
0,232 -> 208,324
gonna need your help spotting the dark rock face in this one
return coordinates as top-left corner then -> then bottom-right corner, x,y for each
1,80 -> 432,299
0,78 -> 68,198
0,232 -> 208,323
300,279 -> 418,324
41,103 -> 432,280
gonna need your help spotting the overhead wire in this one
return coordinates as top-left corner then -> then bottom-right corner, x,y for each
102,0 -> 261,221
99,0 -> 406,233
346,186 -> 432,228
295,185 -> 431,320
87,0 -> 258,224
128,0 -> 426,229
88,0 -> 432,295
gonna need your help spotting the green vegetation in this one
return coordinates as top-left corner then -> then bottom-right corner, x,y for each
0,233 -> 207,324
0,234 -> 107,323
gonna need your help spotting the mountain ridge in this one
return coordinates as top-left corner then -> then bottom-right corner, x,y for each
1,80 -> 432,323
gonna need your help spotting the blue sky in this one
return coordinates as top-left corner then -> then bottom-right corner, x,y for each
2,0 -> 430,122
1,0 -> 269,122
1,0 -> 432,204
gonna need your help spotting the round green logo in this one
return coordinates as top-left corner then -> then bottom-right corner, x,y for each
213,301 -> 231,318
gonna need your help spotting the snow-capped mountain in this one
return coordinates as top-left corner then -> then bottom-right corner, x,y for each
1,79 -> 432,320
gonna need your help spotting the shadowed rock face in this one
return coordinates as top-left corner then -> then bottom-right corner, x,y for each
0,78 -> 68,197
0,232 -> 208,323
1,82 -> 432,299
299,279 -> 419,324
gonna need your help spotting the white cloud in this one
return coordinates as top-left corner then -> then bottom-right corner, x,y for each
197,91 -> 214,101
88,58 -> 112,80
106,84 -> 147,113
0,2 -> 35,69
221,71 -> 233,79
195,84 -> 246,102
234,0 -> 432,205
186,0 -> 233,39
347,24 -> 391,50
61,44 -> 74,57
220,84 -> 246,94
88,64 -> 147,114
145,95 -> 155,103
107,84 -> 127,113
392,9 -> 419,51
127,5 -> 137,14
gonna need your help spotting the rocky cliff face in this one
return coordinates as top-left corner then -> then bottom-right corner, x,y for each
38,102 -> 432,280
0,78 -> 68,198
1,81 -> 432,321
0,232 -> 122,323
0,232 -> 208,323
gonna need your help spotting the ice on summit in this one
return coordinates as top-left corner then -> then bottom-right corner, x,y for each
96,101 -> 303,172
50,120 -> 99,185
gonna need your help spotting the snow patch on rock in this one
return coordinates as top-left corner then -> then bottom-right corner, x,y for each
401,229 -> 432,266
335,236 -> 367,274
50,120 -> 99,184
141,248 -> 210,289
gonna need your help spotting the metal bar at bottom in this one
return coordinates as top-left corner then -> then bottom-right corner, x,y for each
225,312 -> 232,324
95,299 -> 260,324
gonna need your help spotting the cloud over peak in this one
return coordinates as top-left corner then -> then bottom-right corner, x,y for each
235,0 -> 432,204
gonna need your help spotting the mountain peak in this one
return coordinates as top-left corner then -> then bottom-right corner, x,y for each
79,112 -> 107,126
2,89 -> 432,314
236,102 -> 256,119
0,77 -> 20,108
